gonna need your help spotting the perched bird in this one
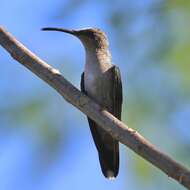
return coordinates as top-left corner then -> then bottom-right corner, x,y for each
42,27 -> 123,179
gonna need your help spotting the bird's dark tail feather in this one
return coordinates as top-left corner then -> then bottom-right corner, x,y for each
87,118 -> 119,179
98,142 -> 119,179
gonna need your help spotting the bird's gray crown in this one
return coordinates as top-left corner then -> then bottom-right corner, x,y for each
74,28 -> 109,50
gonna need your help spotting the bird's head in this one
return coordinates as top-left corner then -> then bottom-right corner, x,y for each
41,27 -> 109,51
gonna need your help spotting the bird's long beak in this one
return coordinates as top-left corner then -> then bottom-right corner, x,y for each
41,27 -> 77,35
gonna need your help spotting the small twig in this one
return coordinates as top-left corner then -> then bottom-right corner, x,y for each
0,26 -> 190,189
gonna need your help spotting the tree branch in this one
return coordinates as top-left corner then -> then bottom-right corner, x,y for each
0,26 -> 190,189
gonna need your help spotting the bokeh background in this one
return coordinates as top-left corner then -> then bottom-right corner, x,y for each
0,0 -> 190,189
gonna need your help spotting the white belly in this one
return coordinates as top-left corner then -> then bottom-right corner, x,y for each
84,65 -> 113,109
84,70 -> 98,97
84,52 -> 113,104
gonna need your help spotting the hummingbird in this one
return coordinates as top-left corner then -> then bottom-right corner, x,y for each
42,27 -> 123,179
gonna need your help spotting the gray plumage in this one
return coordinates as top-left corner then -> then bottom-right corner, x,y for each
42,27 -> 123,178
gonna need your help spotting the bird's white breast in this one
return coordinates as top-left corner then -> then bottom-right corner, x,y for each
84,49 -> 113,100
84,65 -> 98,96
84,61 -> 112,98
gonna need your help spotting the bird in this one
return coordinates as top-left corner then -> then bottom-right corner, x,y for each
42,27 -> 123,179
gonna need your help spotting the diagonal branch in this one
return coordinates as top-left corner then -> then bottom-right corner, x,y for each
0,26 -> 190,189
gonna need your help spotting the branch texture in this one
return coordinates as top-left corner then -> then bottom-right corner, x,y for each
0,26 -> 190,189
